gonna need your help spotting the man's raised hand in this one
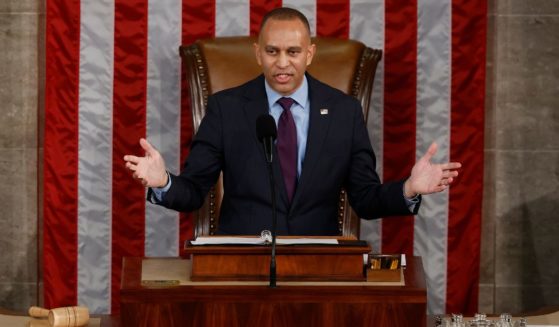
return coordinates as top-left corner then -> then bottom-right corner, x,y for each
404,142 -> 462,198
124,138 -> 168,188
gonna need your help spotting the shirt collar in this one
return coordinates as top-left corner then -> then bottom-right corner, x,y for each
264,75 -> 309,110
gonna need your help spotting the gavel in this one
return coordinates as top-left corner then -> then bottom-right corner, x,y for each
28,306 -> 89,327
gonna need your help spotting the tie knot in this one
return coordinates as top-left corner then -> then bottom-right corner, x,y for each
277,97 -> 295,111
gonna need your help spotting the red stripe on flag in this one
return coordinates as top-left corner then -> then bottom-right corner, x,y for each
447,0 -> 486,315
316,0 -> 350,38
250,0 -> 282,36
180,0 -> 216,250
43,0 -> 80,309
381,0 -> 417,255
111,0 -> 148,313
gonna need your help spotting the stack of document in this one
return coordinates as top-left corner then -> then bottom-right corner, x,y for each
191,236 -> 338,246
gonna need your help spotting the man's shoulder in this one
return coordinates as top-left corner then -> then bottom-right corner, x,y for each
307,74 -> 360,106
211,74 -> 265,100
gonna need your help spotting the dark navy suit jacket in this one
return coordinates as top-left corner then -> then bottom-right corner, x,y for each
149,74 -> 419,235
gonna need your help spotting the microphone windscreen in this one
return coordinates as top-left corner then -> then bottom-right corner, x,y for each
256,114 -> 277,142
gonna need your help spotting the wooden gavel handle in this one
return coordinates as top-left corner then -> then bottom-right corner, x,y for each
28,306 -> 50,318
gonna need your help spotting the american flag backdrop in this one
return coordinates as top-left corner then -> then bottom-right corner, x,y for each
44,0 -> 486,315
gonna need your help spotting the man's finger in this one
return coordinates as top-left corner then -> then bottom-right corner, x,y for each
441,170 -> 459,179
440,162 -> 462,171
421,142 -> 438,162
437,177 -> 455,188
124,155 -> 141,164
125,162 -> 137,171
139,138 -> 157,156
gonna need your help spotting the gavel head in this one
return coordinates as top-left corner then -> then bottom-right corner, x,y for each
47,306 -> 89,327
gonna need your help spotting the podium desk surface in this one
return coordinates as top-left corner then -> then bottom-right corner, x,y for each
122,256 -> 426,292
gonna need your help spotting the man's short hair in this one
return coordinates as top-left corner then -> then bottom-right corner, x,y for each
259,7 -> 311,37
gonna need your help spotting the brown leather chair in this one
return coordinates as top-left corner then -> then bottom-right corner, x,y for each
180,36 -> 382,239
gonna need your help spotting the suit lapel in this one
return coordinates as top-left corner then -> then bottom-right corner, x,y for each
290,76 -> 332,211
242,76 -> 290,207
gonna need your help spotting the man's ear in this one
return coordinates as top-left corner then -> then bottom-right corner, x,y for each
306,43 -> 316,66
253,43 -> 262,66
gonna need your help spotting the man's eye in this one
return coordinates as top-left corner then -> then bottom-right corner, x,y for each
266,49 -> 277,55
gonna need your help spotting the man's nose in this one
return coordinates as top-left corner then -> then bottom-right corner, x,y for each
276,52 -> 289,68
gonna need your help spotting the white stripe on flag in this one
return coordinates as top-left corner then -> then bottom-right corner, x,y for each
145,0 -> 181,257
414,0 -> 452,315
77,0 -> 114,314
350,0 -> 384,253
283,0 -> 317,37
215,0 -> 250,36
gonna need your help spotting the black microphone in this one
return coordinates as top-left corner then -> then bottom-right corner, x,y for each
256,114 -> 277,163
256,114 -> 278,288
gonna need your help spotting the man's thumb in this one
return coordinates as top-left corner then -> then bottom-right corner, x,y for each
139,138 -> 156,156
423,142 -> 438,161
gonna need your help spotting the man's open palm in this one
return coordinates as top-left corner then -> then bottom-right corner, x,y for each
404,142 -> 462,197
124,138 -> 168,188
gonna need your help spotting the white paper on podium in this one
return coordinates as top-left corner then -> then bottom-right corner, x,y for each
191,237 -> 338,246
277,238 -> 338,245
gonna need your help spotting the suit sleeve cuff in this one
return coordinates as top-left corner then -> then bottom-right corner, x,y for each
150,171 -> 171,203
403,187 -> 421,213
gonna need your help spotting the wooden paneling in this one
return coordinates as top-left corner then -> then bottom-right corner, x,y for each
120,257 -> 427,327
185,241 -> 370,282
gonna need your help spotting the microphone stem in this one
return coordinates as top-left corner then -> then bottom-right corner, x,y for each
267,161 -> 277,288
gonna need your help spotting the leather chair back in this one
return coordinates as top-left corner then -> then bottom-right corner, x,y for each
180,36 -> 382,239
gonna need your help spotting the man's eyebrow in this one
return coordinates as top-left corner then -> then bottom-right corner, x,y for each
263,45 -> 303,52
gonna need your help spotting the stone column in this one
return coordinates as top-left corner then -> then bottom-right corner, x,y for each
481,0 -> 559,314
0,0 -> 42,311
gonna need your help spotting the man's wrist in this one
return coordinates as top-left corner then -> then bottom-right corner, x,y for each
155,171 -> 171,189
403,179 -> 418,199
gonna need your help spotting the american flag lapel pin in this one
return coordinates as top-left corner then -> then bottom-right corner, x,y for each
320,108 -> 329,115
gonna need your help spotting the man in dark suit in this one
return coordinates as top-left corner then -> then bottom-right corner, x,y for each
124,7 -> 461,235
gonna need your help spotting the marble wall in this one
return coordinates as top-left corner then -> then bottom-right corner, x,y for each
480,0 -> 559,314
0,0 -> 42,311
0,0 -> 558,315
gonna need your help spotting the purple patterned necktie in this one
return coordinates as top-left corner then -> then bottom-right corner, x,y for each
277,97 -> 297,203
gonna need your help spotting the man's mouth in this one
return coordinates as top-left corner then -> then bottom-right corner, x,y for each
274,73 -> 293,83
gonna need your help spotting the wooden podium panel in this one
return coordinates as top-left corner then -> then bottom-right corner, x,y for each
184,240 -> 370,281
120,256 -> 427,327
